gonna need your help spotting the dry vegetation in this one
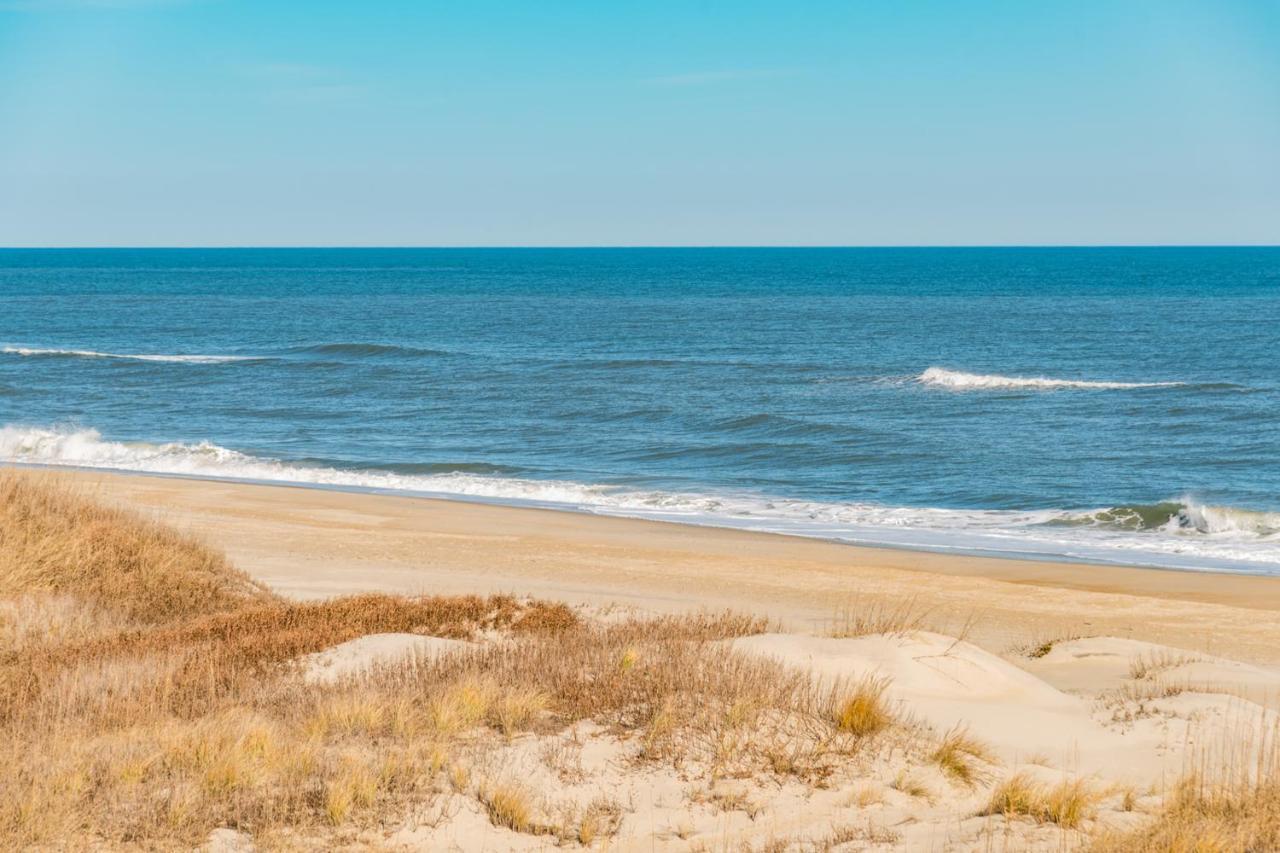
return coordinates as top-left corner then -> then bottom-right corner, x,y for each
0,472 -> 905,849
1091,733 -> 1280,852
4,470 -> 1276,851
827,597 -> 931,639
929,726 -> 996,787
0,471 -> 270,625
981,772 -> 1101,830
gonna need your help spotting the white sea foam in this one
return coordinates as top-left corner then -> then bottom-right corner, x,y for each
2,425 -> 1277,574
0,426 -> 616,505
2,346 -> 254,364
917,366 -> 1182,391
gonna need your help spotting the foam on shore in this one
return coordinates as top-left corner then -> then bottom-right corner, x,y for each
3,423 -> 1278,574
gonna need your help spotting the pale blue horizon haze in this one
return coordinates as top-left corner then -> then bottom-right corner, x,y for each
2,1 -> 1279,246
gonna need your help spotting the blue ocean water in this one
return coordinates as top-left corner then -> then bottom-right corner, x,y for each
1,247 -> 1278,573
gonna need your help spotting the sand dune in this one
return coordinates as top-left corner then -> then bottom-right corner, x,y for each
288,618 -> 1280,850
10,469 -> 1280,850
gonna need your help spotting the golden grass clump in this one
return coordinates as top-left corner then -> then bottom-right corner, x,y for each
479,780 -> 536,833
490,685 -> 549,736
981,771 -> 1100,829
324,759 -> 379,825
890,769 -> 931,801
428,678 -> 496,735
930,725 -> 997,786
829,676 -> 893,737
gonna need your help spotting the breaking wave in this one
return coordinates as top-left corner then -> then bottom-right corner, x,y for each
917,366 -> 1183,391
2,424 -> 1278,572
1059,502 -> 1280,537
0,425 -> 613,505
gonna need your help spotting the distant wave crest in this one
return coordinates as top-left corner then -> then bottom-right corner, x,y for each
4,342 -> 452,364
2,346 -> 255,365
916,366 -> 1182,391
287,343 -> 451,358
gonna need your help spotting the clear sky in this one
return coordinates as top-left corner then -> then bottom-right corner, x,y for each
2,1 -> 1277,246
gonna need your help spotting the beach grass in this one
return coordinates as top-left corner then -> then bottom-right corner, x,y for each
1090,730 -> 1280,852
0,471 -> 889,848
3,469 -> 1275,850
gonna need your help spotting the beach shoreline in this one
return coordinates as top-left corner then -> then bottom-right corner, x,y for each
38,465 -> 1280,667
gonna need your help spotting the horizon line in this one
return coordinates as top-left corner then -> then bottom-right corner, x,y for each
2,244 -> 1279,251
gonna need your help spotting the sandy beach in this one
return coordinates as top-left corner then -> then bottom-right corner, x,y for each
67,468 -> 1280,667
6,467 -> 1280,850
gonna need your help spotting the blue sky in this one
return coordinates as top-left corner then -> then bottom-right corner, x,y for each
1,1 -> 1277,246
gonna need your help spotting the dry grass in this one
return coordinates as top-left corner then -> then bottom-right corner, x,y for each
1107,678 -> 1187,710
0,593 -> 127,651
1091,728 -> 1280,852
929,725 -> 997,786
478,779 -> 537,833
1128,648 -> 1199,681
846,783 -> 884,807
981,771 -> 1101,829
0,472 -> 271,626
890,769 -> 931,801
828,597 -> 930,638
1017,630 -> 1083,659
0,471 -> 890,849
576,796 -> 623,845
829,676 -> 893,737
39,470 -> 1280,850
0,592 -> 578,731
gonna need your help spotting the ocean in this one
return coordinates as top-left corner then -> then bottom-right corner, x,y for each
1,247 -> 1277,574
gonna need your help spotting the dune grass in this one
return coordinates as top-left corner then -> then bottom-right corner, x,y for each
0,470 -> 899,849
930,725 -> 997,786
1092,774 -> 1280,852
828,596 -> 930,639
0,472 -> 271,625
829,675 -> 893,738
1091,731 -> 1280,852
980,772 -> 1101,829
14,469 -> 1270,849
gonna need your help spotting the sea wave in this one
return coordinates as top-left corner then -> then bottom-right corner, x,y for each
2,346 -> 256,365
1058,501 -> 1280,537
916,366 -> 1183,391
286,343 -> 452,358
3,342 -> 453,364
0,425 -> 612,505
4,424 -> 1280,572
